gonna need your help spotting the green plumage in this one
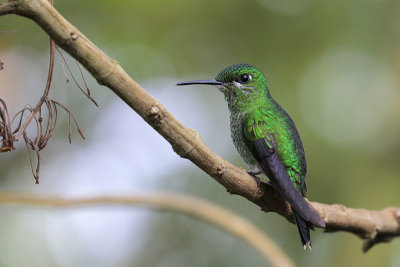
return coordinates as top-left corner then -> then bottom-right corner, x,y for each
216,64 -> 307,194
177,63 -> 325,249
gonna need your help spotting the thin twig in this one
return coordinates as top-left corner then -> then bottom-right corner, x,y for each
57,48 -> 70,83
14,38 -> 55,141
55,46 -> 98,106
52,100 -> 85,140
0,99 -> 15,151
76,59 -> 91,96
1,0 -> 88,181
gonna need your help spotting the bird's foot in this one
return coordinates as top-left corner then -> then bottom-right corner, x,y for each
247,170 -> 261,186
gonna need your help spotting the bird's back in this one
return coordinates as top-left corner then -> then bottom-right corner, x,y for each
263,99 -> 307,195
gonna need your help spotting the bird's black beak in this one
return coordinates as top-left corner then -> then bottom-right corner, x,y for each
177,79 -> 223,86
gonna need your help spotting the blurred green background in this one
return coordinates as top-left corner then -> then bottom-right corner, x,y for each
1,0 -> 400,266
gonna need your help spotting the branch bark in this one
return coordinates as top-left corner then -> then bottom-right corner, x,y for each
1,0 -> 399,251
0,1 -> 15,15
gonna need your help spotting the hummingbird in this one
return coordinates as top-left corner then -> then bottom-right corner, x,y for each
177,64 -> 325,249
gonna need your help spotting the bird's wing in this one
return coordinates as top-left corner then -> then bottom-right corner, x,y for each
242,113 -> 325,227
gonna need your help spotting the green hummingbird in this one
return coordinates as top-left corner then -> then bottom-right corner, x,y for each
177,63 -> 325,249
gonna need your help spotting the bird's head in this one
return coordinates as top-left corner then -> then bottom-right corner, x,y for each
177,64 -> 269,109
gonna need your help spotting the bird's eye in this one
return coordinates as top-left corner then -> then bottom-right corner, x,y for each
237,74 -> 252,84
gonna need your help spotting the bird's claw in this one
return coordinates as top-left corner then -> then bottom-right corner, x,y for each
247,171 -> 261,186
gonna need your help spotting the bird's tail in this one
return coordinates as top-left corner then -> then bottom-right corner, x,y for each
292,208 -> 312,250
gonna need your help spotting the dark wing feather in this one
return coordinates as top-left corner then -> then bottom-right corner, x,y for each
253,139 -> 325,227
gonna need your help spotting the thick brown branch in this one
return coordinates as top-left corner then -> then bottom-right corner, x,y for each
0,1 -> 15,15
313,203 -> 400,252
1,0 -> 400,251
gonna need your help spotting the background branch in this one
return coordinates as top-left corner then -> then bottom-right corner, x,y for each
1,0 -> 399,251
0,191 -> 294,267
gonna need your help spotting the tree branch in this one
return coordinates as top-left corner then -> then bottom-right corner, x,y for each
0,191 -> 294,267
1,0 -> 399,251
0,1 -> 15,15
